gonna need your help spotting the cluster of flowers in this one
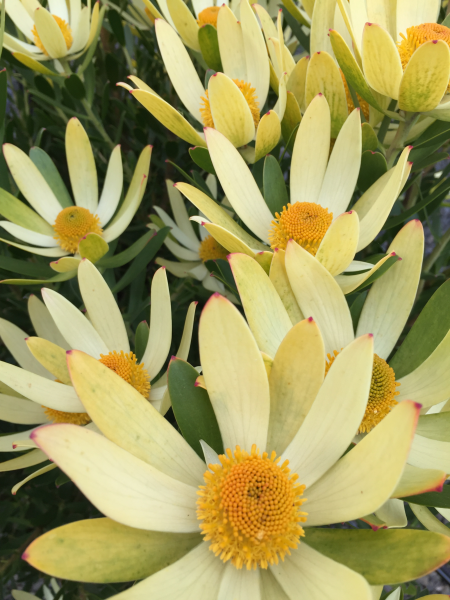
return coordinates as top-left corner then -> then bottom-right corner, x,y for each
2,0 -> 450,598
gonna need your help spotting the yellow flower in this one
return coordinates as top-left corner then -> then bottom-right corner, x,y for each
23,293 -> 424,597
0,261 -> 196,492
0,118 -> 151,267
3,0 -> 102,71
173,94 -> 412,294
119,1 -> 285,158
228,219 -> 450,529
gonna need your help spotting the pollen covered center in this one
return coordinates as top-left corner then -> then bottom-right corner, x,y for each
397,23 -> 450,90
197,6 -> 220,27
99,350 -> 151,398
53,206 -> 102,254
200,79 -> 260,130
326,350 -> 400,434
269,202 -> 333,254
197,444 -> 307,570
198,234 -> 229,263
32,15 -> 73,55
44,407 -> 91,425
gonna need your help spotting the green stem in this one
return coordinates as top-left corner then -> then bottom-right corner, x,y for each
59,58 -> 73,75
385,111 -> 419,168
416,225 -> 450,298
122,46 -> 136,75
81,99 -> 114,150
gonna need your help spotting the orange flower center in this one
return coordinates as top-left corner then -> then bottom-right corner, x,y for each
99,350 -> 151,398
53,206 -> 102,254
197,6 -> 220,27
197,444 -> 307,570
269,202 -> 333,255
198,235 -> 229,262
326,351 -> 400,433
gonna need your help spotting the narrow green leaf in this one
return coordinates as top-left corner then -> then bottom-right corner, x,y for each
349,290 -> 368,330
411,151 -> 449,173
135,320 -> 149,363
198,24 -> 222,72
189,147 -> 216,175
108,10 -> 126,46
29,147 -> 73,208
351,254 -> 400,294
304,528 -> 450,584
361,122 -> 378,153
384,178 -> 450,229
168,358 -> 223,457
97,229 -> 169,268
0,256 -> 53,278
390,279 -> 450,378
357,150 -> 388,193
263,155 -> 289,216
281,7 -> 310,52
401,486 -> 450,509
413,119 -> 450,148
111,227 -> 169,293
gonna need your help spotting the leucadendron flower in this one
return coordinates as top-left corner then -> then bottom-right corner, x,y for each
175,94 -> 412,292
228,219 -> 450,529
21,293 -> 435,598
0,260 -> 196,492
329,0 -> 450,117
119,1 -> 286,158
3,0 -> 103,74
0,118 -> 151,270
148,178 -> 237,302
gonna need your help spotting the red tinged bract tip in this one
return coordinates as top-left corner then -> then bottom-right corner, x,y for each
408,145 -> 414,150
317,51 -> 321,54
66,350 -> 73,355
194,381 -> 200,387
12,444 -> 17,449
368,333 -> 374,338
22,552 -> 29,561
257,251 -> 264,255
348,210 -> 353,214
274,247 -> 279,252
308,316 -> 314,322
194,301 -> 199,306
414,402 -> 423,410
213,292 -> 221,297
170,355 -> 177,361
433,39 -> 438,43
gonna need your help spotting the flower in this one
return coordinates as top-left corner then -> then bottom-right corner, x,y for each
3,0 -> 102,71
175,94 -> 412,292
330,0 -> 450,116
0,118 -> 151,267
119,1 -> 285,156
23,293 -> 424,598
0,260 -> 196,490
148,177 -> 237,302
227,219 -> 450,528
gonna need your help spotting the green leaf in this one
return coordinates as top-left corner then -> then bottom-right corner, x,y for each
349,290 -> 368,330
168,358 -> 223,457
204,68 -> 215,89
24,518 -> 202,583
134,320 -> 149,363
29,147 -> 73,208
357,150 -> 388,193
1,270 -> 77,286
189,146 -> 216,175
351,254 -> 400,294
304,528 -> 450,584
108,10 -> 125,46
281,7 -> 310,52
198,24 -> 223,72
411,151 -> 449,173
0,69 -> 9,191
204,258 -> 239,298
111,227 -> 169,293
401,486 -> 450,508
361,122 -> 378,153
384,177 -> 450,229
0,256 -> 53,278
263,155 -> 289,216
98,229 -> 169,268
413,119 -> 450,148
64,74 -> 86,100
0,188 -> 54,235
390,279 -> 450,378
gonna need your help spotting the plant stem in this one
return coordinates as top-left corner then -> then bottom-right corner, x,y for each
82,98 -> 115,150
385,111 -> 419,168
